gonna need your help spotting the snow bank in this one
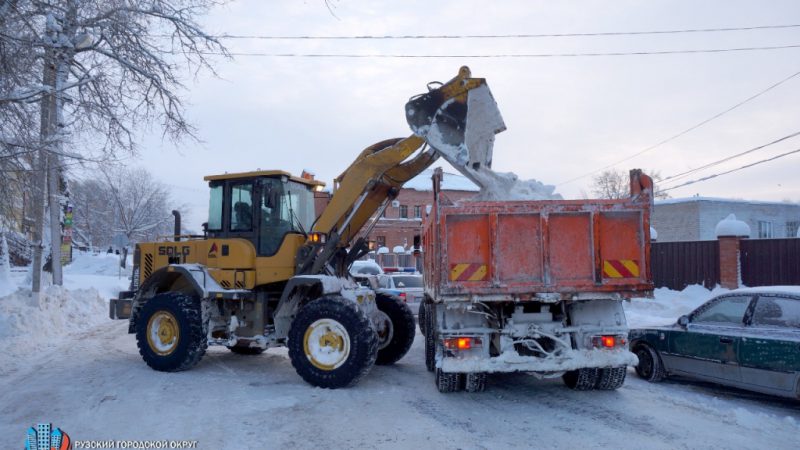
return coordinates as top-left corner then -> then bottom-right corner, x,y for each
624,285 -> 729,328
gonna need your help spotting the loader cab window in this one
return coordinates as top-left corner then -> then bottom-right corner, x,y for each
207,184 -> 223,231
258,178 -> 316,256
230,183 -> 254,231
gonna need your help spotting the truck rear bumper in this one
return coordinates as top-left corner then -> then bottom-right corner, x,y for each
439,348 -> 638,373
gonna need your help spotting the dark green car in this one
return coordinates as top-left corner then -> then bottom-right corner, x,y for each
629,287 -> 800,400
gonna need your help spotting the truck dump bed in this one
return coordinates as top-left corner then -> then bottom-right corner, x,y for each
423,169 -> 654,301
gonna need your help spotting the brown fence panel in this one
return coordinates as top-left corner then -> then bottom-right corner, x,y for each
651,241 -> 720,290
740,238 -> 800,286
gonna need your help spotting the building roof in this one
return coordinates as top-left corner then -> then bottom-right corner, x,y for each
656,196 -> 799,208
403,168 -> 479,192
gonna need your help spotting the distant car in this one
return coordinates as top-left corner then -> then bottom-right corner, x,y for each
350,260 -> 384,276
629,287 -> 800,400
377,273 -> 423,314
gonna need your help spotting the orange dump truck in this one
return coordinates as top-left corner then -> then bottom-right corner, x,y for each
419,168 -> 654,393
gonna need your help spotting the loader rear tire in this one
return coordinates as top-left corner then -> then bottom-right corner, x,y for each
595,367 -> 627,390
436,368 -> 463,393
136,292 -> 207,372
562,368 -> 599,391
288,296 -> 378,389
374,293 -> 415,365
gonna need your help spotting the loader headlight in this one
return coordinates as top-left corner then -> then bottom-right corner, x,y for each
309,232 -> 326,244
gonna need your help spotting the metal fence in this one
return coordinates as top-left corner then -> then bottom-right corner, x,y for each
740,238 -> 800,287
650,240 -> 720,290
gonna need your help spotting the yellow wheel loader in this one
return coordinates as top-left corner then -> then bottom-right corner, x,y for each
109,67 -> 505,388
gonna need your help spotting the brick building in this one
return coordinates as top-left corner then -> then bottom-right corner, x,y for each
652,197 -> 800,242
313,169 -> 478,252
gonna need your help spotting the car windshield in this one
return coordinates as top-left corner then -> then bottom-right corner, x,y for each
392,276 -> 422,288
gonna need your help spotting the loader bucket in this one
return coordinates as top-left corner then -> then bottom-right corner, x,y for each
405,67 -> 506,173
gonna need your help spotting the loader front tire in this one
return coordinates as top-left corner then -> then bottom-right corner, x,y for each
136,292 -> 207,372
288,296 -> 378,389
374,293 -> 415,365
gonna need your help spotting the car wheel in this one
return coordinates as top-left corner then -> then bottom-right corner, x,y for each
634,344 -> 666,382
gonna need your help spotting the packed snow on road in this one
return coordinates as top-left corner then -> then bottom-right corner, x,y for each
1,252 -> 798,449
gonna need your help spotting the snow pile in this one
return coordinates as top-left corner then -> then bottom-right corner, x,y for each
468,168 -> 562,201
715,213 -> 751,238
624,285 -> 729,327
0,285 -> 108,369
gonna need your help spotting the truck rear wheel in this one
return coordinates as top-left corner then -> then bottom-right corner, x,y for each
136,292 -> 207,372
374,293 -> 415,365
562,368 -> 599,390
288,296 -> 378,389
465,372 -> 487,392
424,303 -> 436,372
418,301 -> 426,336
436,368 -> 463,393
595,367 -> 627,390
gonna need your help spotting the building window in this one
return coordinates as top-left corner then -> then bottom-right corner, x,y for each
377,235 -> 386,248
414,205 -> 421,218
787,221 -> 800,238
399,205 -> 408,218
757,221 -> 773,238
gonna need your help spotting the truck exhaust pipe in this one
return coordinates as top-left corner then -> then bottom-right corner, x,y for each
172,210 -> 181,242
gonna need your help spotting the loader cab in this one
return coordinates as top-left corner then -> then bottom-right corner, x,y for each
203,171 -> 324,256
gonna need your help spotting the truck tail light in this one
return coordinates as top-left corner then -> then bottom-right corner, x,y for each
592,335 -> 626,349
444,337 -> 481,351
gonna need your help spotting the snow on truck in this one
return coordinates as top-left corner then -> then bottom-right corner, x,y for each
418,168 -> 654,392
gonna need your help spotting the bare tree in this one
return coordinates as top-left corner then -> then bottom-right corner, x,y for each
71,166 -> 182,249
590,168 -> 670,200
0,0 -> 227,291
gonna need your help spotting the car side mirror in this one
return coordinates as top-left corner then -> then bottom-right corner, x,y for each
678,315 -> 689,327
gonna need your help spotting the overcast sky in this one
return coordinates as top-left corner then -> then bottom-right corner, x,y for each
129,0 -> 800,229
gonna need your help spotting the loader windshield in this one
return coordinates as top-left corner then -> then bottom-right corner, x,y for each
259,178 -> 315,255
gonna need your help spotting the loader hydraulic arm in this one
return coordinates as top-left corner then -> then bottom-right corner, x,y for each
294,66 -> 504,277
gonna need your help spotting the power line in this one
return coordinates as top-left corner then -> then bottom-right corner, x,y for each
660,130 -> 800,185
557,67 -> 800,186
209,24 -> 800,40
213,43 -> 800,58
661,147 -> 800,192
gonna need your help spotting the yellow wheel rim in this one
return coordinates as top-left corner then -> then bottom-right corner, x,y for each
303,318 -> 351,371
146,310 -> 180,356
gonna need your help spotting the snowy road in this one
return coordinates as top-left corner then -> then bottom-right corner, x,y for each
2,320 -> 799,450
